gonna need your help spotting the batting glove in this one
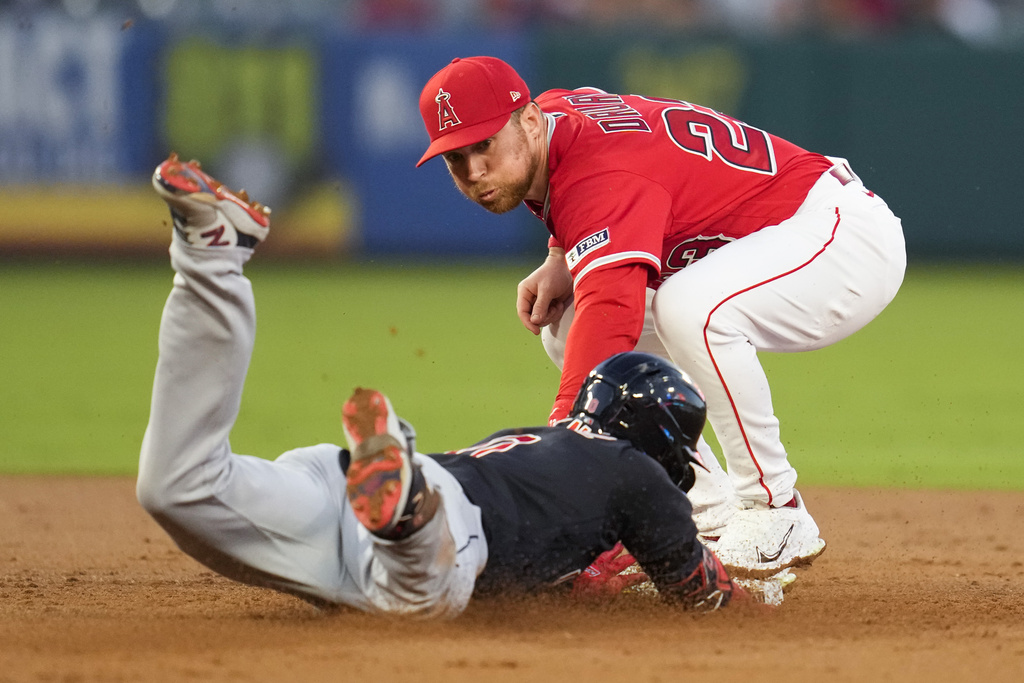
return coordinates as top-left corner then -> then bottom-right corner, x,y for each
571,542 -> 650,599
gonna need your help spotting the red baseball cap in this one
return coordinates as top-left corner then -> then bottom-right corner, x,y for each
416,56 -> 530,167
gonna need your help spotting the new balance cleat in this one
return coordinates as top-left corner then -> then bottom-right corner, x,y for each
712,490 -> 826,579
342,388 -> 438,540
396,416 -> 417,457
152,152 -> 270,248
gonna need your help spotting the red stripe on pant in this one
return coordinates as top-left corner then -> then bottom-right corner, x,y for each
702,207 -> 842,505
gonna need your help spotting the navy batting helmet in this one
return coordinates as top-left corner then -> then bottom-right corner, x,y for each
570,351 -> 707,491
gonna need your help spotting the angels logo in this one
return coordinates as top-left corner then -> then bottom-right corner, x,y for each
435,88 -> 461,131
659,234 -> 735,282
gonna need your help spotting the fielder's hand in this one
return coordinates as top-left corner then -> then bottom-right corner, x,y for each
571,542 -> 650,599
516,248 -> 572,335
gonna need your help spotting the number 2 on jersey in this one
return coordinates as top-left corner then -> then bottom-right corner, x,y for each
660,101 -> 777,176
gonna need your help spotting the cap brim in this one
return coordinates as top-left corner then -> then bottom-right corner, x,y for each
415,112 -> 513,167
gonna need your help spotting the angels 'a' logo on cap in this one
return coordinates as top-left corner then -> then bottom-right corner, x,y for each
435,88 -> 461,131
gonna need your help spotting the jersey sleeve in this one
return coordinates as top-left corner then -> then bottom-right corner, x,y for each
548,170 -> 672,288
549,262 -> 649,422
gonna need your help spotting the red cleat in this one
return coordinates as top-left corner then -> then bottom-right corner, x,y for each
152,152 -> 270,248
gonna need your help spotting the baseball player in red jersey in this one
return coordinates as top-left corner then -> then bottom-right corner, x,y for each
416,57 -> 906,579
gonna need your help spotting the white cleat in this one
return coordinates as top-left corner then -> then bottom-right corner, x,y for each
712,491 -> 826,579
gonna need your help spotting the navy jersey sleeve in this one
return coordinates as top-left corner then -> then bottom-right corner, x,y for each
425,426 -> 701,595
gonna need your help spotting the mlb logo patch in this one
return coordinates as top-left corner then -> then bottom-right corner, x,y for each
566,228 -> 610,268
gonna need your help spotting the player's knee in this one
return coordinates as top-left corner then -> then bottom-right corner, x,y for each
135,464 -> 188,519
652,300 -> 706,356
135,474 -> 170,518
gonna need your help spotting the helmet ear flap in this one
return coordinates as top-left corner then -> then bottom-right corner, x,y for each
673,446 -> 699,492
614,399 -> 697,491
645,406 -> 700,491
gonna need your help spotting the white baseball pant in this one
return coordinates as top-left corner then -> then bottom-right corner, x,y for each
543,162 -> 906,507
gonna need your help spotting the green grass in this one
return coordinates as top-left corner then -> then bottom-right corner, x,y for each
1,260 -> 1022,490
0,260 -> 558,475
759,263 -> 1024,490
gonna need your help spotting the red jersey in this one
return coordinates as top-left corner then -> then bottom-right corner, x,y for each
525,88 -> 834,420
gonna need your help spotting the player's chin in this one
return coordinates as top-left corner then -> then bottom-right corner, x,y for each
478,195 -> 519,215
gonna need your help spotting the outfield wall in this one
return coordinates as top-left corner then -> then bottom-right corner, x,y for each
1,13 -> 1021,260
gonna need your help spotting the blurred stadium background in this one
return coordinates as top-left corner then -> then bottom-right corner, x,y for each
2,0 -> 1023,261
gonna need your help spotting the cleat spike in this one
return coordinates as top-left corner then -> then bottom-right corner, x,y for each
151,153 -> 270,247
342,388 -> 438,539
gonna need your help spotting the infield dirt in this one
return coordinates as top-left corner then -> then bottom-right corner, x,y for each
2,477 -> 1022,682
